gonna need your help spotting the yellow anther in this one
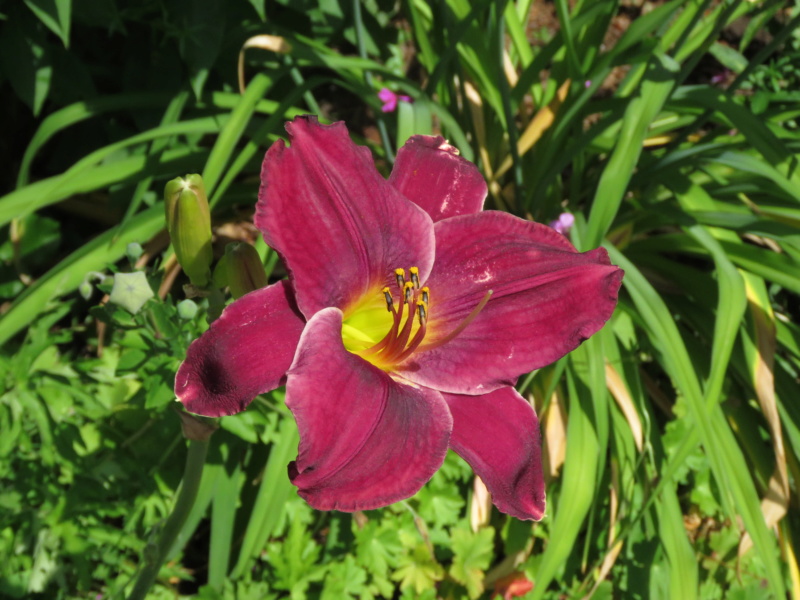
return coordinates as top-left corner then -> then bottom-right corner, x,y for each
394,268 -> 406,288
421,286 -> 430,304
382,287 -> 394,311
403,281 -> 414,303
410,266 -> 420,288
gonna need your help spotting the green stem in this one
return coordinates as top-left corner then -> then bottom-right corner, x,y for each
125,438 -> 209,600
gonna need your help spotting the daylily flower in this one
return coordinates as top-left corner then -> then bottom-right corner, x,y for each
175,116 -> 622,520
377,87 -> 412,113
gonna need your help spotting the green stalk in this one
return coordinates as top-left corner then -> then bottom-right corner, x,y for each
125,436 -> 210,600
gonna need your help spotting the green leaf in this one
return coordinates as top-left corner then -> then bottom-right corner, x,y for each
392,536 -> 443,595
173,0 -> 225,98
708,41 -> 748,74
0,6 -> 53,115
355,521 -> 402,580
321,556 -> 368,600
449,527 -> 494,599
229,414 -> 300,579
584,53 -> 679,248
23,0 -> 71,48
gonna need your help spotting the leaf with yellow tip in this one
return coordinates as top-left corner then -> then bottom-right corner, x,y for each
739,272 -> 789,557
238,35 -> 292,93
493,79 -> 571,181
605,362 -> 643,452
581,540 -> 623,600
469,476 -> 492,533
780,521 -> 800,600
463,80 -> 493,183
541,389 -> 567,483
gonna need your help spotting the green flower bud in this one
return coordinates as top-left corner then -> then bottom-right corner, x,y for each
164,174 -> 213,287
79,281 -> 93,300
213,242 -> 268,299
177,299 -> 199,320
126,242 -> 144,261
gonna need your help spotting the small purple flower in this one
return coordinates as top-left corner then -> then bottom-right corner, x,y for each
378,87 -> 412,113
711,69 -> 732,86
584,80 -> 592,88
549,212 -> 575,236
176,117 -> 622,520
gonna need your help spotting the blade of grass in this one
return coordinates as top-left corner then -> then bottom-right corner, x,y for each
208,440 -> 243,590
583,53 -> 679,249
657,481 -> 699,600
229,413 -> 299,580
202,72 -> 274,197
1,142 -> 209,227
116,90 -> 191,237
528,336 -> 606,599
17,93 -> 171,188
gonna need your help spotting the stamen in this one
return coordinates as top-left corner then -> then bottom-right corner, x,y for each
418,290 -> 493,352
403,281 -> 414,304
382,286 -> 394,311
354,269 -> 489,369
393,298 -> 417,351
410,266 -> 420,288
417,300 -> 427,324
392,302 -> 429,363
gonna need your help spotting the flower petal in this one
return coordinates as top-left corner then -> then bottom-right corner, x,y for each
175,281 -> 305,417
389,135 -> 487,222
286,307 -> 452,511
255,117 -> 435,318
398,211 -> 623,394
443,387 -> 545,520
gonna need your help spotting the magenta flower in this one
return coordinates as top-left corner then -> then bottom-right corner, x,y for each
377,87 -> 411,113
175,117 -> 622,520
549,212 -> 575,236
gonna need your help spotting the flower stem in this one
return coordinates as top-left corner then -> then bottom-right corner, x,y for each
125,436 -> 209,600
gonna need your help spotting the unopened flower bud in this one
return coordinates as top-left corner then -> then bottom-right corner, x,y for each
126,242 -> 144,261
177,299 -> 199,320
79,281 -> 93,300
213,242 -> 268,299
164,174 -> 213,287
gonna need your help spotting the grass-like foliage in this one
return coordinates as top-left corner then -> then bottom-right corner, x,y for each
1,0 -> 799,598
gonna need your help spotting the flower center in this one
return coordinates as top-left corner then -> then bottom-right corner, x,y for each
341,266 -> 492,371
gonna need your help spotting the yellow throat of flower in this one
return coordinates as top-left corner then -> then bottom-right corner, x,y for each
341,266 -> 493,372
341,267 -> 429,371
